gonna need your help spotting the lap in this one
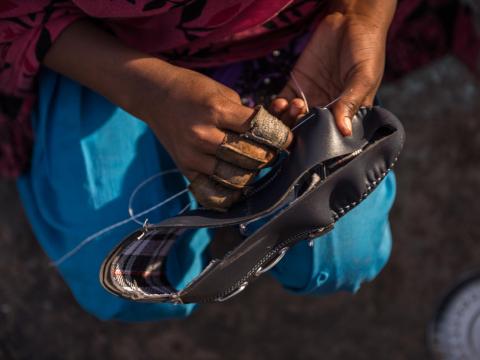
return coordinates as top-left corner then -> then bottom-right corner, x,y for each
17,69 -> 206,320
18,68 -> 396,321
270,172 -> 395,294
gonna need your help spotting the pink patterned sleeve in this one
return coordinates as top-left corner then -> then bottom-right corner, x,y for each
0,1 -> 85,178
0,1 -> 85,96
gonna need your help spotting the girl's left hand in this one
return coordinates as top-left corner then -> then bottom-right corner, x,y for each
272,0 -> 397,136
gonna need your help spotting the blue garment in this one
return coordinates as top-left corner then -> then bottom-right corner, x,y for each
17,69 -> 396,321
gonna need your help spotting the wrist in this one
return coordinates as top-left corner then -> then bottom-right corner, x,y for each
121,58 -> 183,125
43,20 -> 182,126
328,0 -> 397,29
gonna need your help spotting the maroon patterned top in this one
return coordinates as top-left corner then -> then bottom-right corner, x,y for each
0,0 -> 478,178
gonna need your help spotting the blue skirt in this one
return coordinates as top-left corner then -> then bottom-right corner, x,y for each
17,68 -> 396,321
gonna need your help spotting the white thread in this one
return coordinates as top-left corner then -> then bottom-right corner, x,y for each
290,72 -> 346,112
321,94 -> 343,109
290,72 -> 310,113
128,169 -> 181,225
289,72 -> 345,132
178,202 -> 192,215
291,112 -> 316,132
52,169 -> 190,267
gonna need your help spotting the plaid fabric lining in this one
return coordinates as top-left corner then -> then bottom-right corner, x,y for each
109,227 -> 185,299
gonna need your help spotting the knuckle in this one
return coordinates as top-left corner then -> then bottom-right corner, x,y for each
206,97 -> 227,121
190,125 -> 210,146
361,72 -> 377,87
224,88 -> 241,102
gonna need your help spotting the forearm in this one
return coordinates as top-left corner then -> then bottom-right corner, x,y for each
43,20 -> 178,123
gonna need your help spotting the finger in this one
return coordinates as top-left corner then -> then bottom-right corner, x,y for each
211,160 -> 257,190
182,151 -> 256,189
331,72 -> 375,137
217,103 -> 293,150
183,153 -> 242,210
269,97 -> 289,117
216,101 -> 255,134
185,156 -> 255,211
282,98 -> 308,127
277,81 -> 298,101
182,168 -> 198,183
290,98 -> 307,117
183,152 -> 217,177
363,92 -> 376,108
217,131 -> 277,170
248,106 -> 293,149
190,126 -> 226,155
189,174 -> 241,211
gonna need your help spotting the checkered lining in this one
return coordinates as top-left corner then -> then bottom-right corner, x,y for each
109,227 -> 185,299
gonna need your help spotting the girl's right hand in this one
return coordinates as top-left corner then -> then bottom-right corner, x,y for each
43,20 -> 307,209
142,67 -> 274,181
135,65 -> 306,209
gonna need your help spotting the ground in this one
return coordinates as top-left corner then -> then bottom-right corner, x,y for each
1,56 -> 479,359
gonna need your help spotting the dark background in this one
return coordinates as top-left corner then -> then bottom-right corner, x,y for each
1,55 -> 479,359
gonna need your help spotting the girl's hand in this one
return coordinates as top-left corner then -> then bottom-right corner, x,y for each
272,0 -> 397,136
269,97 -> 309,127
141,66 -> 297,183
44,20 -> 297,210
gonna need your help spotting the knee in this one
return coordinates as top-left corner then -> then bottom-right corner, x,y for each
317,223 -> 392,294
309,174 -> 395,294
273,226 -> 392,295
271,173 -> 396,295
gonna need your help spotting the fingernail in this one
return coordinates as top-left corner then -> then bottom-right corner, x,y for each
344,117 -> 352,135
292,98 -> 304,108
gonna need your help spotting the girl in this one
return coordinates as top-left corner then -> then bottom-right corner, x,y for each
0,0 -> 397,320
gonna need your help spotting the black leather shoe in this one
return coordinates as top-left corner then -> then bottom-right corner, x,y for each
100,106 -> 405,304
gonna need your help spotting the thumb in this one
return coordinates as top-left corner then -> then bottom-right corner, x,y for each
331,72 -> 373,136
